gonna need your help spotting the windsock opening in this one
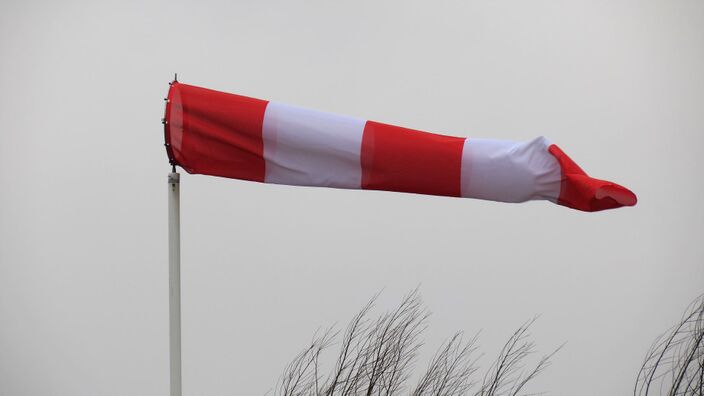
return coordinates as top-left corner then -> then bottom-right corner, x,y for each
163,81 -> 183,168
548,144 -> 637,212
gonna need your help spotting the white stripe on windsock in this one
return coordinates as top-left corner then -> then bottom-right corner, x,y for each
460,137 -> 562,203
262,102 -> 366,189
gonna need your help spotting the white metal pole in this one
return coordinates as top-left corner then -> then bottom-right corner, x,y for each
168,171 -> 182,396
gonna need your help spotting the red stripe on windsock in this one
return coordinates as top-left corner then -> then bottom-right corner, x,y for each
165,82 -> 268,182
361,121 -> 465,197
548,144 -> 637,212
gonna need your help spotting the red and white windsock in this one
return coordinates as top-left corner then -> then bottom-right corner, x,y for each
163,81 -> 636,212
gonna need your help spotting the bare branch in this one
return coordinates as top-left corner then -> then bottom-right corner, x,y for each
412,332 -> 480,396
634,294 -> 704,396
474,318 -> 561,396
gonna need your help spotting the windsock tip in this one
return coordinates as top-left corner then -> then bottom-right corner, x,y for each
560,174 -> 637,212
596,183 -> 637,207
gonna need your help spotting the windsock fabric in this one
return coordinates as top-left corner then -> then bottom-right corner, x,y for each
164,82 -> 636,212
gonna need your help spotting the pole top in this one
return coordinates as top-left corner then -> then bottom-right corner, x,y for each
168,172 -> 180,184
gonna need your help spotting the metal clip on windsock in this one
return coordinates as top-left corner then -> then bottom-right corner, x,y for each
163,81 -> 636,212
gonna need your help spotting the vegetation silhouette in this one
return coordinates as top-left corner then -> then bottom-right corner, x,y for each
274,289 -> 561,396
635,294 -> 704,396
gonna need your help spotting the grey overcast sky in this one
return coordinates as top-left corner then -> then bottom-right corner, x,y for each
1,1 -> 703,395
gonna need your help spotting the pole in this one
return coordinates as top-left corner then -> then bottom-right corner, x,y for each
168,171 -> 182,396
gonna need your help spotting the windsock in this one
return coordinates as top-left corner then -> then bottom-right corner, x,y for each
163,81 -> 636,212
